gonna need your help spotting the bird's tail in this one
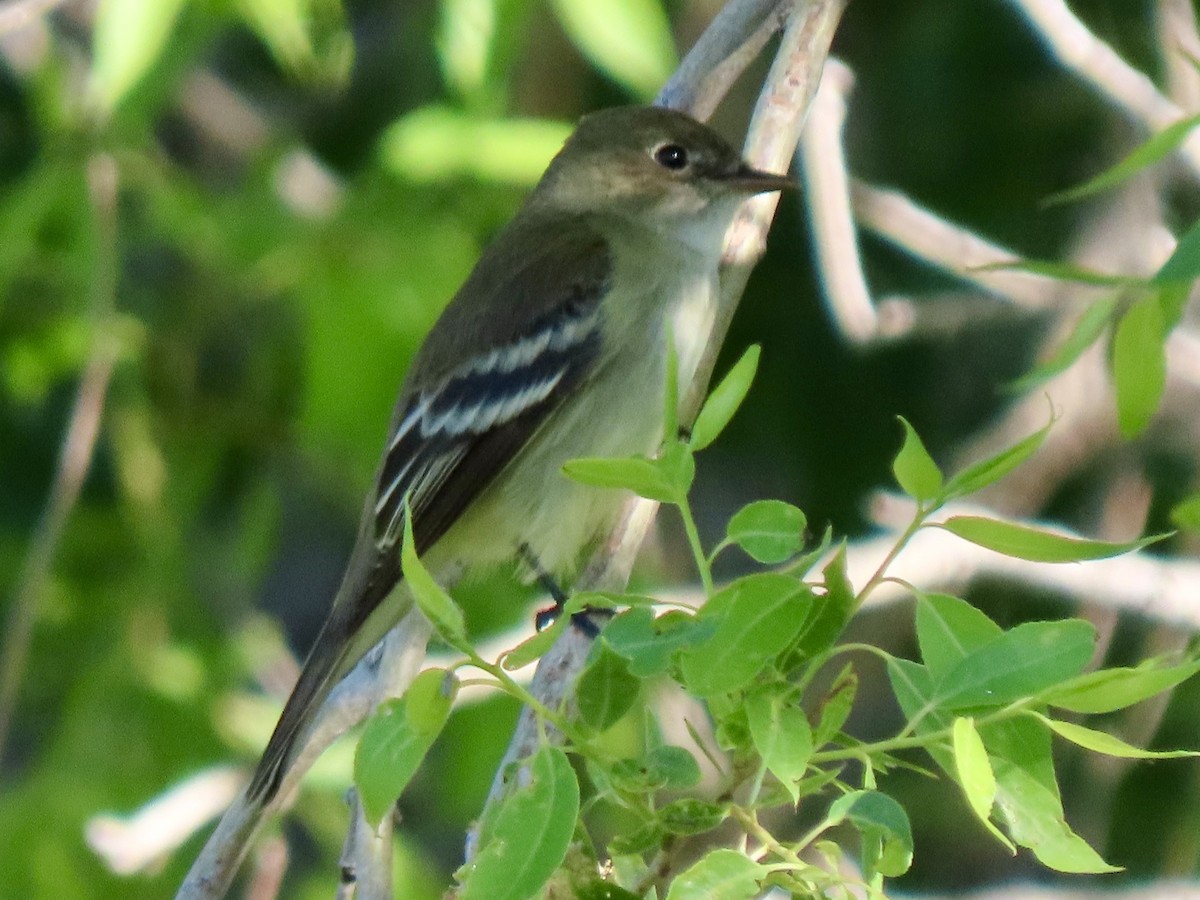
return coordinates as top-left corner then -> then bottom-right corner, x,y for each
246,551 -> 403,807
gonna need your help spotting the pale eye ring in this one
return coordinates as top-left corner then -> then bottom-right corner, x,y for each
652,143 -> 689,171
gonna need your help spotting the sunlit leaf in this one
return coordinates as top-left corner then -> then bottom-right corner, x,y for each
1041,659 -> 1200,713
746,687 -> 813,803
915,591 -> 1002,680
938,515 -> 1164,562
952,717 -> 1014,851
90,0 -> 188,115
1007,296 -> 1119,392
550,0 -> 677,98
942,413 -> 1053,500
1043,114 -> 1200,206
461,746 -> 580,900
892,416 -> 943,501
402,504 -> 466,644
1113,292 -> 1167,437
725,499 -> 807,564
665,849 -> 765,900
1037,715 -> 1199,760
690,345 -> 760,451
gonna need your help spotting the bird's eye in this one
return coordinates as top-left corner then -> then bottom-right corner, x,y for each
653,143 -> 689,171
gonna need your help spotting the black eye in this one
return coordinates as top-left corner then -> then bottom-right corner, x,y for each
653,143 -> 689,171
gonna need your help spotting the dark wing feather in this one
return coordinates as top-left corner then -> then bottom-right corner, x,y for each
246,221 -> 609,806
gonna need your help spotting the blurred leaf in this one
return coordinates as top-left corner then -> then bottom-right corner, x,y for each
746,687 -> 812,803
576,642 -> 640,731
936,619 -> 1095,710
952,717 -> 1014,851
1113,291 -> 1167,437
975,259 -> 1144,287
892,417 -> 942,501
938,515 -> 1164,562
1037,715 -> 1199,759
679,574 -> 811,697
942,413 -> 1053,500
725,499 -> 806,564
690,345 -> 760,451
665,850 -> 765,900
1041,658 -> 1200,713
90,0 -> 188,115
1171,493 -> 1200,531
1007,296 -> 1119,392
1154,216 -> 1200,284
238,0 -> 353,83
915,592 -> 1002,681
355,669 -> 457,827
381,107 -> 573,184
1043,114 -> 1200,205
462,746 -> 580,900
550,0 -> 676,98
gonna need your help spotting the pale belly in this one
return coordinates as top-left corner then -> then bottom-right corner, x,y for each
431,262 -> 719,582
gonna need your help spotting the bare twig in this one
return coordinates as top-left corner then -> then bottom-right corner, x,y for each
1009,0 -> 1200,177
337,790 -> 392,900
0,0 -> 66,34
0,153 -> 121,763
798,58 -> 878,342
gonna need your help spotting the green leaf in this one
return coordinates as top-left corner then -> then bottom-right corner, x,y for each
892,417 -> 943,501
1154,216 -> 1200,284
983,718 -> 1120,873
725,500 -> 807,564
550,0 -> 677,99
461,746 -> 580,900
646,745 -> 702,790
355,669 -> 456,827
658,798 -> 729,835
915,592 -> 1003,680
689,345 -> 761,452
1038,715 -> 1199,759
380,107 -> 573,184
942,415 -> 1054,500
402,504 -> 466,644
678,574 -> 812,697
975,259 -> 1145,287
1043,113 -> 1200,205
746,687 -> 813,803
1172,493 -> 1200,531
952,717 -> 1014,851
938,515 -> 1164,562
665,849 -> 765,900
603,608 -> 712,678
576,642 -> 641,731
813,664 -> 857,748
1040,659 -> 1200,713
936,619 -> 1095,710
1113,291 -> 1167,437
90,0 -> 188,115
502,615 -> 570,670
1007,295 -> 1120,392
826,791 -> 913,878
791,546 -> 855,659
563,450 -> 692,504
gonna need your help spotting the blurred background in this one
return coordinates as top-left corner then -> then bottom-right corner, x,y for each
1,0 -> 1198,897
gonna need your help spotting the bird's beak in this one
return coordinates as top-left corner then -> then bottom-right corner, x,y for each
721,162 -> 795,194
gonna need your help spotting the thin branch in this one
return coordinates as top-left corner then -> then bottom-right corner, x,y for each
1009,0 -> 1200,177
797,57 -> 878,342
337,790 -> 392,900
0,153 -> 121,762
0,0 -> 66,35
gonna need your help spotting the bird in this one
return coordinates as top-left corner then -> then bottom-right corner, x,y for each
244,104 -> 791,807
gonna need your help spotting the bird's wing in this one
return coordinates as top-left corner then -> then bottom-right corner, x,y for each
245,223 -> 611,806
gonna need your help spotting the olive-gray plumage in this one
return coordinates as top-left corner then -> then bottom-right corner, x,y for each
245,105 -> 790,805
